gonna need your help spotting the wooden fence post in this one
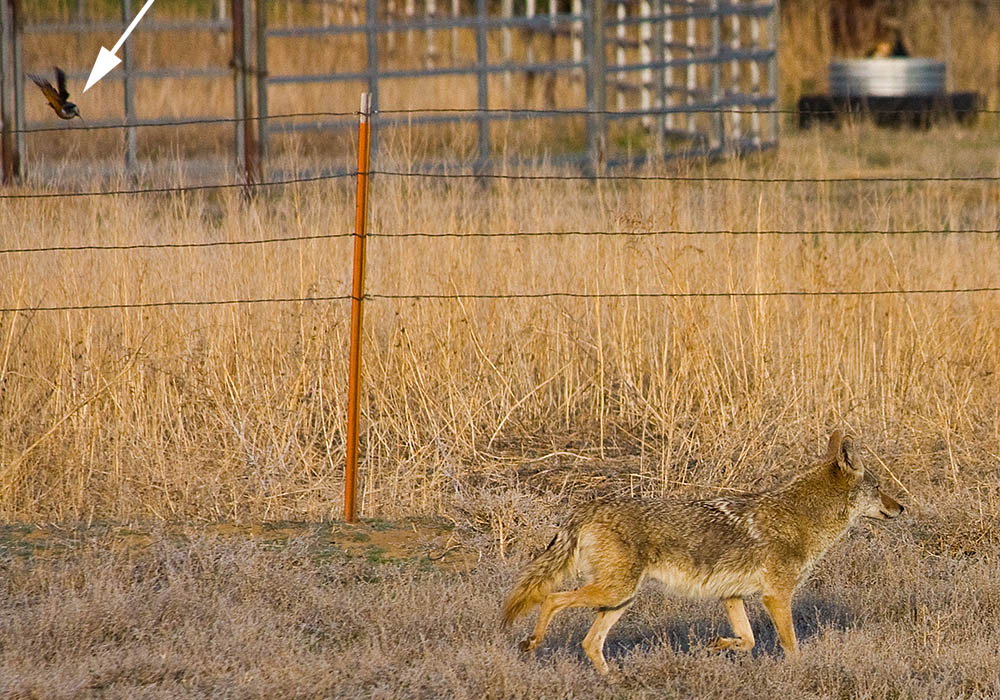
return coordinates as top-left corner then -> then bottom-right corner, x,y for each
0,0 -> 22,184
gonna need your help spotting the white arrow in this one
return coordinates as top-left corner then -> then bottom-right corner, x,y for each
83,0 -> 156,92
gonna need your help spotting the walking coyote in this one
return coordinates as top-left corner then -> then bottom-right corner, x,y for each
502,430 -> 903,674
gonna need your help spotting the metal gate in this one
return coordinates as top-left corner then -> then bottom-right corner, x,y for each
0,0 -> 778,184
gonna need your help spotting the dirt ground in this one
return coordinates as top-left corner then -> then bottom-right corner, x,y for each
0,517 -> 482,573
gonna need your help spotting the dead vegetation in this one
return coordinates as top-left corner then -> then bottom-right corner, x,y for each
1,1 -> 999,696
0,511 -> 998,698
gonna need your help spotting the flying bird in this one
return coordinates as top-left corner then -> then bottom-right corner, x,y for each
29,67 -> 82,120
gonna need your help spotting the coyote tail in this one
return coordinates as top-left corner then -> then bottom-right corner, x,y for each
501,519 -> 583,627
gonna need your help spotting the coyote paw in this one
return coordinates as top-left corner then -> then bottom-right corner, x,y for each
710,636 -> 754,652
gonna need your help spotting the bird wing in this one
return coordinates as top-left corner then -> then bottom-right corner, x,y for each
55,67 -> 71,100
29,75 -> 63,111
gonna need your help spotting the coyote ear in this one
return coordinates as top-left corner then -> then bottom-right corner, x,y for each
833,432 -> 863,478
825,430 -> 844,460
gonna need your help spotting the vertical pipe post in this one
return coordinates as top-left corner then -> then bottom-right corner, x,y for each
767,0 -> 778,145
241,0 -> 256,186
685,0 -> 696,136
710,0 -> 722,151
652,0 -> 665,153
571,0 -> 583,73
501,0 -> 512,89
425,0 -> 437,67
231,0 -> 246,181
345,92 -> 373,523
523,0 -> 535,104
474,0 -> 489,175
663,0 -> 673,132
729,0 -> 741,142
365,0 -> 379,156
450,0 -> 460,61
614,0 -> 625,112
583,0 -> 606,174
639,0 -> 652,127
255,0 -> 268,179
749,6 -> 761,143
122,0 -> 137,178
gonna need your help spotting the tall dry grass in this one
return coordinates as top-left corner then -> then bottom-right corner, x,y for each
2,121 -> 999,527
1,0 -> 999,533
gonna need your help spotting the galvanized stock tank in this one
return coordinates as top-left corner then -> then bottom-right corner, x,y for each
829,58 -> 946,97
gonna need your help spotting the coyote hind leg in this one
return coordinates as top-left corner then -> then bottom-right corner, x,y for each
520,581 -> 637,663
711,597 -> 756,652
582,602 -> 634,675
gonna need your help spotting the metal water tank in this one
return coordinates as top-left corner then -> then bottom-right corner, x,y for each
829,59 -> 946,97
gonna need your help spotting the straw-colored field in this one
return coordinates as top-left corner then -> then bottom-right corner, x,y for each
1,1 -> 999,697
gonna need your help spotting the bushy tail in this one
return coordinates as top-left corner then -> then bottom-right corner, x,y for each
501,522 -> 582,627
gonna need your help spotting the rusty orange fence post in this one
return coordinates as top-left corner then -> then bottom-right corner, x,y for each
344,92 -> 372,522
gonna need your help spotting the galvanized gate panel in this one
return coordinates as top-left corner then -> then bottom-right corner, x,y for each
0,0 -> 778,184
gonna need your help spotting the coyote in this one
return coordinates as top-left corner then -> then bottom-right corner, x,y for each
502,431 -> 903,674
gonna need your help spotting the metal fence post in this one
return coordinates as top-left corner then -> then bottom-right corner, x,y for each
231,0 -> 246,181
255,0 -> 267,178
768,0 -> 779,145
475,0 -> 489,175
241,0 -> 256,186
653,0 -> 665,155
122,0 -> 137,178
345,92 -> 373,523
710,0 -> 722,151
583,0 -> 606,174
365,0 -> 379,157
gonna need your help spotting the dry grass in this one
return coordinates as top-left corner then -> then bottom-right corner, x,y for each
0,509 -> 998,698
1,2 -> 1000,695
2,122 -> 998,523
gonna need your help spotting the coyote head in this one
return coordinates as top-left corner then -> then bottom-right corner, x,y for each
827,431 -> 904,521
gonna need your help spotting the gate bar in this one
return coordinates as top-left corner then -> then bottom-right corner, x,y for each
344,92 -> 373,523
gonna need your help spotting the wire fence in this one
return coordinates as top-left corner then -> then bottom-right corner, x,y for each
3,105 -> 998,315
2,166 -> 998,200
8,106 -> 1000,136
4,287 -> 1000,316
4,227 -> 1000,256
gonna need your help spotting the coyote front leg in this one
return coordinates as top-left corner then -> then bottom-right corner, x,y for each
761,591 -> 799,657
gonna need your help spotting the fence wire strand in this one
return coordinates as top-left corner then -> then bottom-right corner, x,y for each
4,287 -> 1000,315
3,228 -> 999,256
0,172 -> 353,200
371,169 -> 1000,183
3,171 -> 997,201
9,106 -> 1000,135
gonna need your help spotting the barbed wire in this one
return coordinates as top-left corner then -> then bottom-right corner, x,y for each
367,288 -> 1000,301
3,227 -> 998,256
376,106 -> 1000,117
2,169 -> 995,201
371,228 -> 1000,239
372,169 -> 1000,183
0,172 -> 353,200
0,295 -> 352,314
4,286 -> 999,314
11,105 -> 1000,134
12,111 -> 358,135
